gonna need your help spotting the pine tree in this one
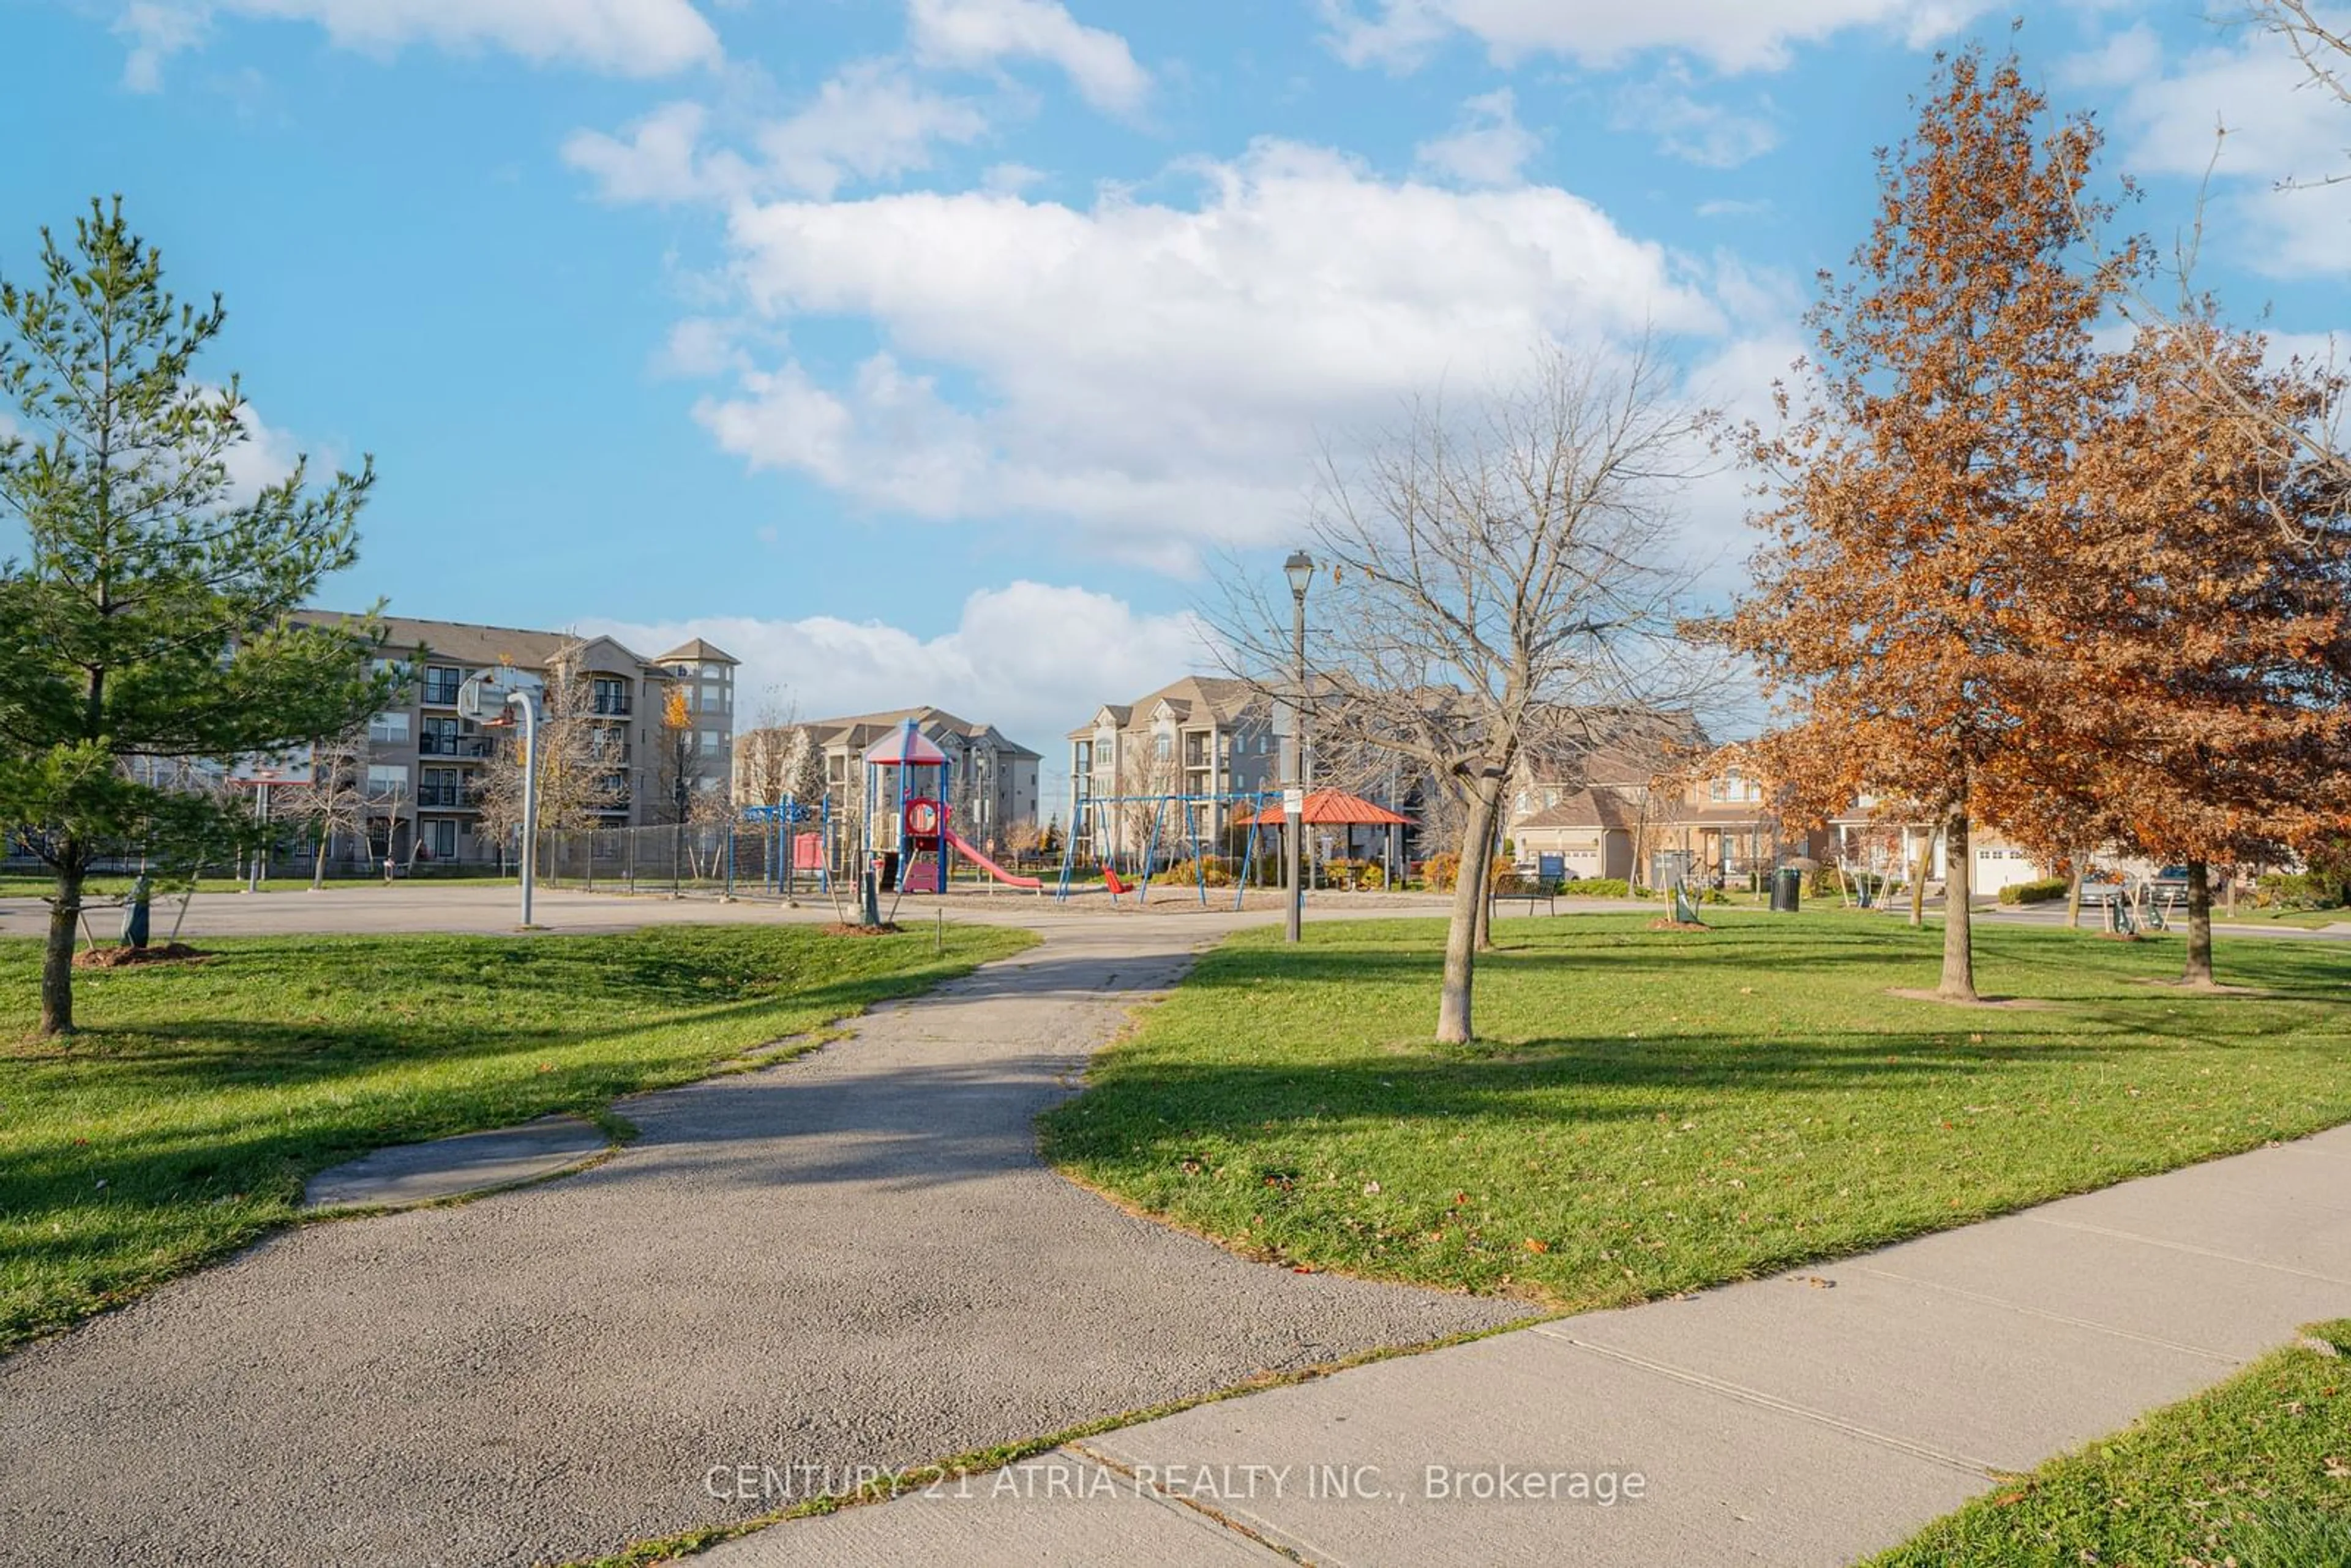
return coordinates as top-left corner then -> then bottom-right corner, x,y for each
0,198 -> 392,1033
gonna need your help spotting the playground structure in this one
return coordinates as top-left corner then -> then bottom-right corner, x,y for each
861,719 -> 1043,920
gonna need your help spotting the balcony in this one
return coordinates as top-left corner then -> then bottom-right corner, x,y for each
419,735 -> 491,759
593,696 -> 632,716
416,784 -> 476,809
420,683 -> 463,708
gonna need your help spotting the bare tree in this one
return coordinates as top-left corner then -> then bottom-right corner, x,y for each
281,728 -> 372,887
475,641 -> 624,872
1111,737 -> 1182,866
1217,340 -> 1715,1043
733,688 -> 800,809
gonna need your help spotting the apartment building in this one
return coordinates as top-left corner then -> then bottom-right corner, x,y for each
739,707 -> 1041,856
1068,677 -> 1288,861
300,614 -> 738,867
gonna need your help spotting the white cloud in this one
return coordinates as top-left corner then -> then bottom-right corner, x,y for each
692,138 -> 1723,567
583,580 -> 1210,757
565,65 -> 987,205
1613,71 -> 1780,168
564,101 -> 753,204
2058,22 -> 2161,90
2098,26 -> 2351,279
207,396 -> 320,505
981,160 -> 1047,194
114,0 -> 719,85
1414,87 -> 1540,187
907,0 -> 1149,113
756,60 -> 988,199
114,2 -> 208,91
655,316 -> 752,378
1695,197 -> 1772,219
1317,0 -> 1984,75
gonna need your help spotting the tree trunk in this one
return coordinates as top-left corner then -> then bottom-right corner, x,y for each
1437,778 -> 1502,1043
1938,810 -> 1978,1002
1473,847 -> 1494,952
42,862 -> 84,1035
2182,858 -> 2215,988
312,829 -> 329,890
1908,835 -> 1930,928
2065,858 -> 2083,930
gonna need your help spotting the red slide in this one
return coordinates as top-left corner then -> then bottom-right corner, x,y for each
945,830 -> 1044,890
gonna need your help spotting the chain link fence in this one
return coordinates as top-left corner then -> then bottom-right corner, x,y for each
531,818 -> 847,896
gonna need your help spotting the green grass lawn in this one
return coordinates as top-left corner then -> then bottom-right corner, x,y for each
1041,912 -> 2351,1308
1872,1320 -> 2351,1567
0,922 -> 1033,1352
2222,905 -> 2351,929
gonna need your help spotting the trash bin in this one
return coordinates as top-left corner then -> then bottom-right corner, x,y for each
1770,866 -> 1802,913
120,874 -> 152,949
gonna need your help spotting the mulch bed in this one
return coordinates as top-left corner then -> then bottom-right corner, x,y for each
1648,919 -> 1710,932
73,943 -> 208,969
822,923 -> 903,937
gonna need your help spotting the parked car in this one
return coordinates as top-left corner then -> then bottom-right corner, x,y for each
2150,865 -> 2192,895
2076,874 -> 2128,906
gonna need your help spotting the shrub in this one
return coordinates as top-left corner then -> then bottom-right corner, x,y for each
1150,857 -> 1237,887
2257,872 -> 2331,910
1998,876 -> 2071,906
1422,852 -> 1461,891
1564,877 -> 1630,898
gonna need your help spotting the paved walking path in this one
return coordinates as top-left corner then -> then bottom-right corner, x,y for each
0,923 -> 1519,1568
707,1125 -> 2351,1567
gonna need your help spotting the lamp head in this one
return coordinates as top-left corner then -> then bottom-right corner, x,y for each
1283,550 -> 1316,599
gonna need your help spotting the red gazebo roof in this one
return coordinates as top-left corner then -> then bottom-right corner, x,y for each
1233,788 -> 1412,828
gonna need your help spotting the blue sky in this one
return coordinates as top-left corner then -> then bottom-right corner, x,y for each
4,0 -> 2347,814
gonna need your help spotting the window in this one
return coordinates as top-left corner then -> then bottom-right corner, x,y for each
424,820 -> 457,859
702,662 -> 723,680
367,711 -> 410,745
1155,735 -> 1172,760
366,764 -> 408,798
420,716 -> 462,756
421,666 -> 462,706
700,686 -> 724,713
591,677 -> 631,716
700,730 -> 719,753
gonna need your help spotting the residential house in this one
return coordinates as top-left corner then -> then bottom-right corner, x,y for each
1507,721 -> 1828,887
1828,801 -> 2058,897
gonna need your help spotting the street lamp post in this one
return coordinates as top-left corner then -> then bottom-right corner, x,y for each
1283,549 -> 1315,944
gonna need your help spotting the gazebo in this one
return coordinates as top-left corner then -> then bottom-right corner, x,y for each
1232,787 -> 1412,830
1234,788 -> 1414,884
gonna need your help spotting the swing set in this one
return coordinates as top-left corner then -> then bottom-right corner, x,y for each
1054,789 -> 1281,910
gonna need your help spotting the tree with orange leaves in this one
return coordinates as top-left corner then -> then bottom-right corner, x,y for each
1725,45 -> 2139,1002
1995,320 -> 2351,986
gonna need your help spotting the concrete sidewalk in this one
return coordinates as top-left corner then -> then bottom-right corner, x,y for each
708,1125 -> 2351,1568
